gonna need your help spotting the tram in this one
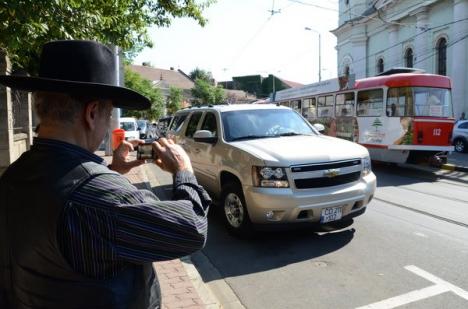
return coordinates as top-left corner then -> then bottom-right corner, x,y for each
272,69 -> 455,164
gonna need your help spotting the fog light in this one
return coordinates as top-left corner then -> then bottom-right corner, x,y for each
266,211 -> 274,219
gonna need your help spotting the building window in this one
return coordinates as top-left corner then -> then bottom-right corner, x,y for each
437,38 -> 447,75
344,65 -> 350,77
405,48 -> 413,68
345,0 -> 349,5
377,58 -> 384,74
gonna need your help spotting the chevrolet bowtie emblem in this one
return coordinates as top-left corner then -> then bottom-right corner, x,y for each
324,169 -> 340,178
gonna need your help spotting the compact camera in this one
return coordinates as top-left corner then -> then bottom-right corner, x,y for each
136,139 -> 158,160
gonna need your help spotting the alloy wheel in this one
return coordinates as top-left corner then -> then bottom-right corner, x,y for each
224,193 -> 245,228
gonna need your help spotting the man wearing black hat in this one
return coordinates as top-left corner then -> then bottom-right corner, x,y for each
0,40 -> 211,309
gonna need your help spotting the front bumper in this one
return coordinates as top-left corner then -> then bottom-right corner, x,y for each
243,172 -> 376,224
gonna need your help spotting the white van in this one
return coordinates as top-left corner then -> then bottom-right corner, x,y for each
119,117 -> 139,140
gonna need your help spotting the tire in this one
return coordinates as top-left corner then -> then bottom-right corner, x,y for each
221,182 -> 253,237
453,138 -> 467,153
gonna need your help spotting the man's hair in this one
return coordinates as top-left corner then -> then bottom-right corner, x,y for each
33,92 -> 109,123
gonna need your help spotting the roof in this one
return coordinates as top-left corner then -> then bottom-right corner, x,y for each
129,65 -> 195,89
355,73 -> 451,89
177,104 -> 289,114
279,78 -> 303,88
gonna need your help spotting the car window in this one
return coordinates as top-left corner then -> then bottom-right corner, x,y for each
459,121 -> 468,129
169,114 -> 188,133
185,112 -> 203,138
120,121 -> 136,131
222,109 -> 315,142
200,112 -> 218,137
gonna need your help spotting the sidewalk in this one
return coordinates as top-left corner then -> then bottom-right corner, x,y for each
98,152 -> 220,309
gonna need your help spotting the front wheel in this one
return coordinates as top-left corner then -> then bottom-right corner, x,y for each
454,138 -> 467,153
221,182 -> 252,237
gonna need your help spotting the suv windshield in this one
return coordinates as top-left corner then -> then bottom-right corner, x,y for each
222,109 -> 316,142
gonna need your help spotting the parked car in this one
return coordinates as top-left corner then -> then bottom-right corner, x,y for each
157,116 -> 173,137
452,119 -> 468,152
119,117 -> 139,141
169,104 -> 376,236
137,119 -> 149,138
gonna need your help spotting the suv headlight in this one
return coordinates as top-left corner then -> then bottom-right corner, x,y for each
252,166 -> 289,188
362,156 -> 372,176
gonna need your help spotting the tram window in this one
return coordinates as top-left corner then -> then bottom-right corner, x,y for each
318,95 -> 334,117
387,87 -> 412,117
357,89 -> 383,117
291,100 -> 301,111
280,101 -> 290,107
302,98 -> 317,119
335,92 -> 355,117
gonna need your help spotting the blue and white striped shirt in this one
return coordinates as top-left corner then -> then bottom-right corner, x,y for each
34,138 -> 211,279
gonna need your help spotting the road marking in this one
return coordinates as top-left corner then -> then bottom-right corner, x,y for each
356,265 -> 468,309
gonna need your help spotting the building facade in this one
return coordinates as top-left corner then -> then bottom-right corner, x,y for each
332,0 -> 468,118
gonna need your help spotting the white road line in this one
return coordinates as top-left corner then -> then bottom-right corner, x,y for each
356,265 -> 468,309
405,265 -> 468,300
355,285 -> 449,309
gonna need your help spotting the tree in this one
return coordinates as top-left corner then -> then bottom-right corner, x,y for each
167,86 -> 183,115
189,67 -> 214,84
0,0 -> 214,73
191,78 -> 225,105
123,67 -> 164,121
372,118 -> 383,131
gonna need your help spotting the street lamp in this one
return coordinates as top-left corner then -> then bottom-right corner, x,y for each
305,27 -> 322,82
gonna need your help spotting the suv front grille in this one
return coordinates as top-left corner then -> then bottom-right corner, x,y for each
294,171 -> 361,189
290,159 -> 362,189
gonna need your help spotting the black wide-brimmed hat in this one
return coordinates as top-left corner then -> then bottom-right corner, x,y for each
0,40 -> 150,110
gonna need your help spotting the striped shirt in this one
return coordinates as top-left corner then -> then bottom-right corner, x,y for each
34,138 -> 211,279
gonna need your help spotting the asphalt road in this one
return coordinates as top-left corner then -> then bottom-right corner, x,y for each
147,163 -> 468,309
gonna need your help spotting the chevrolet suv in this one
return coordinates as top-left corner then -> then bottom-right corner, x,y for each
168,104 -> 376,235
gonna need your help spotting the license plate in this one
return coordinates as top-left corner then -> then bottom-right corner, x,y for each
320,206 -> 342,223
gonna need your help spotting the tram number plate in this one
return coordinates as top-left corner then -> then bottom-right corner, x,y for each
320,206 -> 343,223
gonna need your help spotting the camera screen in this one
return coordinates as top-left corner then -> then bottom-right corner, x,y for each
137,144 -> 154,160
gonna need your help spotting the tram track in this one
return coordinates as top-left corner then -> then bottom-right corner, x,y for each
395,185 -> 468,204
374,197 -> 468,229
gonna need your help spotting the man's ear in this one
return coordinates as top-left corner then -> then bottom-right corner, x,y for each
83,100 -> 100,130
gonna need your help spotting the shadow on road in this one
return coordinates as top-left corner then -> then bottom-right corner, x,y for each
196,206 -> 356,281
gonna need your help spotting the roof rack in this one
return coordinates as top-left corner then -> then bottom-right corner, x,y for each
377,67 -> 425,76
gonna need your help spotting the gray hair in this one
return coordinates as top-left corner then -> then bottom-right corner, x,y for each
33,92 -> 108,123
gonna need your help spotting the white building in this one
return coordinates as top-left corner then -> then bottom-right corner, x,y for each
331,0 -> 468,118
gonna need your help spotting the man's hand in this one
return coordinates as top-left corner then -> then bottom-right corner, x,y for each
152,138 -> 194,174
110,139 -> 145,174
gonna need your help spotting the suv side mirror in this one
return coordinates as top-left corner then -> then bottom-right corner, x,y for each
313,123 -> 325,133
194,130 -> 217,144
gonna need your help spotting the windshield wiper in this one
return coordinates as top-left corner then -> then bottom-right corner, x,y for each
230,135 -> 273,141
275,132 -> 309,137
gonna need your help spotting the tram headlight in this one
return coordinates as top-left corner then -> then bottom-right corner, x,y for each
252,166 -> 289,188
362,156 -> 372,176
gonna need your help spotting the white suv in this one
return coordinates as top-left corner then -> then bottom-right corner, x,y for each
168,104 -> 376,235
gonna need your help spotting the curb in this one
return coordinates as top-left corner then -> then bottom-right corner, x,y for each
440,163 -> 468,173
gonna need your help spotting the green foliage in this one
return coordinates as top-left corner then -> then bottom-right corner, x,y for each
167,86 -> 183,115
0,0 -> 214,72
191,78 -> 225,105
189,67 -> 213,84
123,67 -> 164,121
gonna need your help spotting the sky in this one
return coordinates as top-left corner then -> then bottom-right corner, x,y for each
133,0 -> 339,85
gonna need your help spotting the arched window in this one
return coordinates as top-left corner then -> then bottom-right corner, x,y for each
405,48 -> 413,68
377,58 -> 384,74
344,65 -> 350,77
437,38 -> 447,75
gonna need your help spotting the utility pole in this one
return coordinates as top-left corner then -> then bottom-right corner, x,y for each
305,27 -> 322,82
105,45 -> 122,155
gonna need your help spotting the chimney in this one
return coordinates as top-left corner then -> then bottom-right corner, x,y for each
142,62 -> 151,66
170,67 -> 174,70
